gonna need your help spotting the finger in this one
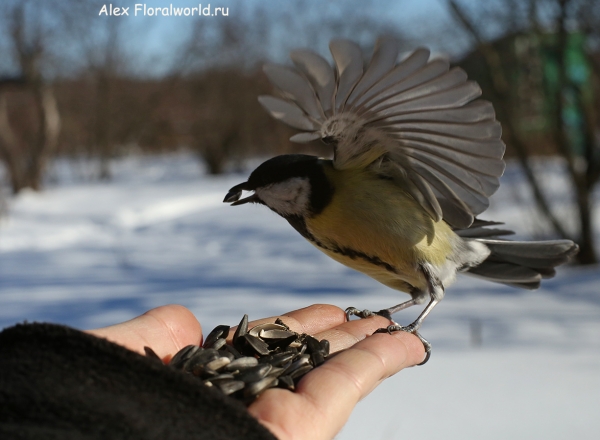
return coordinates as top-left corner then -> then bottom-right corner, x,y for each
228,304 -> 347,343
87,304 -> 202,358
281,304 -> 347,334
296,331 -> 425,435
314,314 -> 396,353
228,304 -> 394,353
249,331 -> 424,440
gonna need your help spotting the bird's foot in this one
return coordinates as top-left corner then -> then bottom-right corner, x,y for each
373,325 -> 432,366
345,307 -> 394,322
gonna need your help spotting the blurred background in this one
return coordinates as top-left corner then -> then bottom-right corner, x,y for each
0,0 -> 599,439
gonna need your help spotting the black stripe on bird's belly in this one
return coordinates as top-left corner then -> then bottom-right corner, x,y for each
284,215 -> 399,274
329,243 -> 400,274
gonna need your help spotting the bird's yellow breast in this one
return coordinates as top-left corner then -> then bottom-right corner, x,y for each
305,163 -> 455,292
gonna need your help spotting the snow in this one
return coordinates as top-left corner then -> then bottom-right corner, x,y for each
1,153 -> 599,439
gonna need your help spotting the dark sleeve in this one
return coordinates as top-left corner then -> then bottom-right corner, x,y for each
0,323 -> 277,440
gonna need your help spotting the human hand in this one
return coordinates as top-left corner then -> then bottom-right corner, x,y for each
88,304 -> 425,440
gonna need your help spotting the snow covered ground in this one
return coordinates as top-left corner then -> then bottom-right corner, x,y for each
1,154 -> 599,439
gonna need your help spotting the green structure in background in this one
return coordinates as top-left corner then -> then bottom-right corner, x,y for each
535,32 -> 592,156
460,31 -> 594,157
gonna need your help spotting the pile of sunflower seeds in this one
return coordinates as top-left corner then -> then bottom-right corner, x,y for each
145,314 -> 330,405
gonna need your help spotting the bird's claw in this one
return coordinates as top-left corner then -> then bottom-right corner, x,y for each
345,307 -> 375,321
347,307 -> 431,365
372,324 -> 432,366
373,324 -> 415,334
345,307 -> 393,322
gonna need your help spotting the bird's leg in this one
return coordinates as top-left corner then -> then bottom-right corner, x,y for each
380,294 -> 440,334
375,296 -> 439,362
374,265 -> 445,365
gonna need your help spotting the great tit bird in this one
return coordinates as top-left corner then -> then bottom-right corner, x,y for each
223,37 -> 578,364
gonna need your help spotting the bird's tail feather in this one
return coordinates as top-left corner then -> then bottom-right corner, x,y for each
463,239 -> 579,289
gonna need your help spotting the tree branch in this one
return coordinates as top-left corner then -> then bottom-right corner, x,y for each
448,0 -> 572,240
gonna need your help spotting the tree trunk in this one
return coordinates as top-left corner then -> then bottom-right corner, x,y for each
0,84 -> 60,194
448,0 -> 599,264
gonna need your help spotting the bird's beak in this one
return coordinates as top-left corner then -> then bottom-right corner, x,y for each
223,182 -> 258,206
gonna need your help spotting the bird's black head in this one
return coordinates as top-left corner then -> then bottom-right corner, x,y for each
223,154 -> 333,217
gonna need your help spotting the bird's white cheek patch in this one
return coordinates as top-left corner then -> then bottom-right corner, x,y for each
256,178 -> 311,217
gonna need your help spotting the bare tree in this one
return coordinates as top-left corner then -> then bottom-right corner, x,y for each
448,0 -> 600,264
0,3 -> 60,193
55,9 -> 181,180
85,19 -> 124,180
0,0 -> 99,192
178,0 -> 407,174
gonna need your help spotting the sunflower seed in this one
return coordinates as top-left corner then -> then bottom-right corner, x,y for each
258,351 -> 296,367
225,356 -> 258,371
267,366 -> 285,378
289,364 -> 313,379
184,348 -> 218,371
283,346 -> 299,355
283,354 -> 311,376
248,323 -> 289,338
311,351 -> 325,367
208,373 -> 236,383
205,356 -> 231,371
219,350 -> 235,362
169,345 -> 200,369
191,365 -> 219,378
219,380 -> 245,395
265,334 -> 299,351
148,315 -> 331,406
203,325 -> 230,349
232,314 -> 248,346
211,337 -> 227,350
237,363 -> 272,383
244,376 -> 278,398
222,344 -> 242,358
298,344 -> 307,355
320,339 -> 330,356
305,335 -> 323,355
277,375 -> 294,390
288,339 -> 303,348
239,334 -> 270,356
260,329 -> 296,340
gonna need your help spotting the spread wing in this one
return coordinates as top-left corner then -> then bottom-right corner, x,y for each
258,36 -> 506,228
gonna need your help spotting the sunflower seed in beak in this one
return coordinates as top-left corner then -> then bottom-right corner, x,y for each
223,189 -> 242,203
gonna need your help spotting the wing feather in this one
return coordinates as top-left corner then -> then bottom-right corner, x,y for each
263,64 -> 324,120
353,48 -> 431,108
362,67 -> 469,115
346,37 -> 400,106
389,132 -> 505,159
358,59 -> 451,112
367,82 -> 482,118
408,162 -> 475,220
378,160 -> 443,221
258,37 -> 506,228
329,39 -> 363,111
290,132 -> 322,143
402,144 -> 504,184
388,120 -> 502,141
290,49 -> 336,116
258,96 -> 320,131
406,149 -> 497,196
378,100 -> 496,124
